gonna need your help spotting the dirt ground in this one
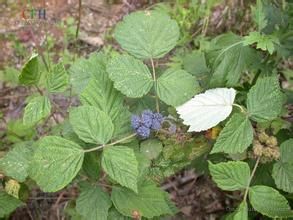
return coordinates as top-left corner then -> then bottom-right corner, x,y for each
0,0 -> 243,219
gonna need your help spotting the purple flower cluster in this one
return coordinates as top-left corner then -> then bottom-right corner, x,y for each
131,110 -> 164,138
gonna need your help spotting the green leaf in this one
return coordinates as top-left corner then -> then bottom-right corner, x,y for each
208,161 -> 250,191
19,53 -> 40,85
272,139 -> 293,193
114,11 -> 179,59
0,142 -> 34,182
208,33 -> 257,87
226,202 -> 248,220
111,181 -> 173,218
247,76 -> 283,122
82,153 -> 100,180
107,55 -> 153,98
102,146 -> 139,192
29,136 -> 84,192
211,113 -> 253,154
244,32 -> 279,55
140,139 -> 163,160
69,106 -> 114,144
157,68 -> 200,107
107,207 -> 131,220
80,77 -> 131,138
23,96 -> 51,126
47,62 -> 69,93
252,0 -> 267,31
76,185 -> 112,220
0,192 -> 24,218
69,52 -> 108,94
249,185 -> 293,218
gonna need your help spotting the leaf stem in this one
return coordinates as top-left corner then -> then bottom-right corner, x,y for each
83,133 -> 136,153
150,58 -> 160,113
232,103 -> 246,113
243,156 -> 260,202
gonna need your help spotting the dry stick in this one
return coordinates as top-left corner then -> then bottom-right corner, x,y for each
84,133 -> 136,153
76,0 -> 82,39
150,58 -> 160,113
243,156 -> 261,202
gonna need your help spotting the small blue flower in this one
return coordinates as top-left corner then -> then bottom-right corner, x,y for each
141,110 -> 154,128
151,113 -> 164,130
136,125 -> 151,139
131,115 -> 141,129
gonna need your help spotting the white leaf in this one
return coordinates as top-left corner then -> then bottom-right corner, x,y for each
176,88 -> 236,132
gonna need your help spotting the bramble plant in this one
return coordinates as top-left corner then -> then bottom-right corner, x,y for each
0,0 -> 292,219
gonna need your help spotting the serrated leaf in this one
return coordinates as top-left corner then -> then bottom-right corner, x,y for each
19,53 -> 39,85
23,96 -> 51,126
69,52 -> 107,94
243,32 -> 279,55
272,139 -> 293,193
140,139 -> 163,160
249,185 -> 293,218
208,33 -> 257,87
247,76 -> 283,122
208,161 -> 250,191
226,202 -> 248,220
76,185 -> 112,220
47,62 -> 69,93
107,55 -> 153,98
107,207 -> 131,220
80,77 -> 131,138
211,113 -> 253,154
176,88 -> 236,132
111,181 -> 173,218
252,0 -> 267,31
0,142 -> 34,182
102,146 -> 139,192
69,106 -> 114,144
0,192 -> 24,218
156,69 -> 200,107
82,153 -> 100,180
114,11 -> 179,59
29,136 -> 84,192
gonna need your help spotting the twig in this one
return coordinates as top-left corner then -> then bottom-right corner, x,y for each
76,0 -> 82,39
150,58 -> 160,113
84,133 -> 136,153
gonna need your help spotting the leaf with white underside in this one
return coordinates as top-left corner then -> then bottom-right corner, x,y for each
114,11 -> 179,59
23,96 -> 51,126
176,88 -> 236,132
29,136 -> 84,192
249,185 -> 293,218
69,106 -> 114,144
272,139 -> 293,193
247,76 -> 283,122
211,113 -> 253,154
76,185 -> 112,220
156,68 -> 200,107
102,146 -> 139,193
107,55 -> 153,98
0,142 -> 34,182
111,181 -> 173,218
0,192 -> 24,218
208,161 -> 250,191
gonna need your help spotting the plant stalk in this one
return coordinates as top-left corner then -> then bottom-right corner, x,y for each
243,156 -> 260,202
150,58 -> 160,113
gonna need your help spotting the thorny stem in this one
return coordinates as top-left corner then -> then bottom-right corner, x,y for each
83,133 -> 136,153
243,156 -> 261,202
150,58 -> 160,113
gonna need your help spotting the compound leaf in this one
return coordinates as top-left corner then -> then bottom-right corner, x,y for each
29,136 -> 84,192
76,185 -> 112,220
69,106 -> 114,144
107,55 -> 153,98
0,142 -> 34,182
176,88 -> 236,132
208,161 -> 250,191
23,95 -> 51,126
211,113 -> 253,154
157,69 -> 200,107
247,76 -> 283,122
111,181 -> 174,218
19,53 -> 39,85
47,62 -> 69,93
102,146 -> 139,193
114,11 -> 179,59
249,185 -> 293,218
